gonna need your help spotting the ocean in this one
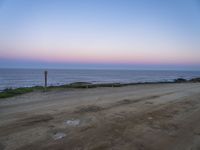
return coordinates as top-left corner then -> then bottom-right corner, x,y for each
0,69 -> 200,91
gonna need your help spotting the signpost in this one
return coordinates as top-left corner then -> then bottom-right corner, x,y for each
44,70 -> 48,89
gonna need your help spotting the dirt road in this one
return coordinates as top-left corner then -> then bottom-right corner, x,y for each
1,83 -> 200,150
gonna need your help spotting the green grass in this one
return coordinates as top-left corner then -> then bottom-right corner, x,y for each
1,77 -> 199,99
0,83 -> 124,99
0,86 -> 43,99
0,82 -> 168,99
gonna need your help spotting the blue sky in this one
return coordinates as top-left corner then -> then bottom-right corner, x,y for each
0,0 -> 200,70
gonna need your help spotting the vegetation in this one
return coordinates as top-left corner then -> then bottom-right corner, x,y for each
0,86 -> 43,99
1,77 -> 200,99
190,77 -> 200,82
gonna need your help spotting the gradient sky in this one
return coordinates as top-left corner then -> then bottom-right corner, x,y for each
0,0 -> 200,70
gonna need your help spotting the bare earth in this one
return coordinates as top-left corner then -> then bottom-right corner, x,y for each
1,83 -> 200,150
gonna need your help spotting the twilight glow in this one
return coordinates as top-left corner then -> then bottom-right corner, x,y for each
0,0 -> 200,70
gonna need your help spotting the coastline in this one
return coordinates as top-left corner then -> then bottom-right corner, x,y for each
0,77 -> 200,99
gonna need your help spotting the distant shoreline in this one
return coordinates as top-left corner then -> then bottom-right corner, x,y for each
1,69 -> 200,92
0,77 -> 200,99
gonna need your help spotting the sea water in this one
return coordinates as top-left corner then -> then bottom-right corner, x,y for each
0,69 -> 200,91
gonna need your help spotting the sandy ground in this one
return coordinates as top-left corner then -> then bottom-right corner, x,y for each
1,83 -> 200,150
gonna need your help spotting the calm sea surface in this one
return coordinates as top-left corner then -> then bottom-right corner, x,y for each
0,69 -> 200,91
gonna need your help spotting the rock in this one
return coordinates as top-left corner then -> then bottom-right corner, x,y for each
53,132 -> 66,140
190,78 -> 200,82
64,119 -> 80,126
148,117 -> 153,120
174,78 -> 187,83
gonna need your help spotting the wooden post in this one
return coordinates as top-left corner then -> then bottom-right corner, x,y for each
44,70 -> 48,88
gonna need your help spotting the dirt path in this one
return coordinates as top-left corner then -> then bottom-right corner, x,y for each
0,83 -> 200,150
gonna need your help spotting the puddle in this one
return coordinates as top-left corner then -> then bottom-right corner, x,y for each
53,132 -> 66,140
64,119 -> 80,126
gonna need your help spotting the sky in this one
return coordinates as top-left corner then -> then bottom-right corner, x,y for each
0,0 -> 200,70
